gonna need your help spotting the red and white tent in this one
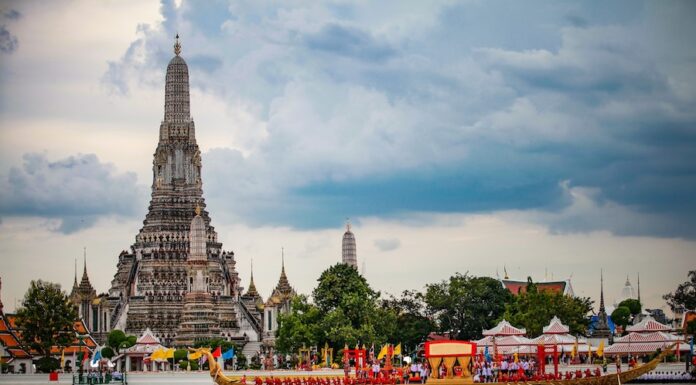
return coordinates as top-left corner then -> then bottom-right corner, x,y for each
532,316 -> 590,353
604,316 -> 688,355
475,320 -> 535,354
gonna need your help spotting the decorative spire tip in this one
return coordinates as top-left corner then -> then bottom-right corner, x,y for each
174,34 -> 182,56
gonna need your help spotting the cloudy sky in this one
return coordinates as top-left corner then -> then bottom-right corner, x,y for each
0,1 -> 694,315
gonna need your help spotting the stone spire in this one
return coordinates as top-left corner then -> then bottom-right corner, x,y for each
246,259 -> 259,297
189,205 -> 207,262
592,269 -> 612,341
79,247 -> 95,293
599,270 -> 606,313
275,248 -> 292,295
342,220 -> 357,269
164,35 -> 191,124
72,257 -> 78,290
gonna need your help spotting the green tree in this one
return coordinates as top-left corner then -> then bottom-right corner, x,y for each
663,270 -> 696,311
424,273 -> 512,340
107,329 -> 135,355
611,306 -> 631,330
101,347 -> 115,359
276,264 -> 388,354
618,299 -> 641,315
174,349 -> 188,362
686,319 -> 696,335
15,280 -> 78,360
276,295 -> 322,353
504,278 -> 592,336
380,290 -> 435,353
313,264 -> 379,329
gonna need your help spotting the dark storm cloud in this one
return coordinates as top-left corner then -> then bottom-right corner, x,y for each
0,153 -> 146,234
303,23 -> 396,62
103,1 -> 696,238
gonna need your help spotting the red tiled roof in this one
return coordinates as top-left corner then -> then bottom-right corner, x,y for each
502,280 -> 567,296
136,328 -> 160,345
3,313 -> 96,357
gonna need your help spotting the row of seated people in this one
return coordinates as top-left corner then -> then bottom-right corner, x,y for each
492,368 -> 603,382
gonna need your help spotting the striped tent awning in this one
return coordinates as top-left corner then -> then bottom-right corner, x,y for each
604,342 -> 688,354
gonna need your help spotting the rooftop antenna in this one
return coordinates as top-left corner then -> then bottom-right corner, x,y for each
637,272 -> 641,304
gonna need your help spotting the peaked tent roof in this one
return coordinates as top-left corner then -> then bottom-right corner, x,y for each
542,316 -> 570,334
482,319 -> 526,336
626,315 -> 670,333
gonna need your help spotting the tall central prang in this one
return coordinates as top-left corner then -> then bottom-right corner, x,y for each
106,36 -> 262,347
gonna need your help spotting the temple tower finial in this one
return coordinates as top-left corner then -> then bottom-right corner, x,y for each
600,269 -> 606,312
174,33 -> 181,56
342,219 -> 357,269
82,247 -> 88,279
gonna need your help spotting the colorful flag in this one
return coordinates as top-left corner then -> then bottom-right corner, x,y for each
150,348 -> 165,361
200,352 -> 208,365
393,343 -> 402,356
377,345 -> 388,359
222,348 -> 235,360
513,352 -> 519,363
484,346 -> 491,363
571,340 -> 578,359
188,351 -> 203,360
596,341 -> 604,358
587,343 -> 592,358
165,348 -> 175,359
60,349 -> 65,368
212,346 -> 222,358
91,349 -> 102,365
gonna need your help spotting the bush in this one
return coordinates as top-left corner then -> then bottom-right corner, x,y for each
174,349 -> 188,362
35,356 -> 60,373
101,347 -> 115,359
179,360 -> 189,370
189,360 -> 199,371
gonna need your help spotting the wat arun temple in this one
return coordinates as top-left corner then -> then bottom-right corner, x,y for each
65,37 -> 362,351
87,37 -> 295,348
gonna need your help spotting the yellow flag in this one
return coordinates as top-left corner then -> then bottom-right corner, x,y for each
188,351 -> 202,360
377,344 -> 388,359
571,341 -> 578,359
596,341 -> 604,357
61,349 -> 65,367
514,352 -> 519,363
393,343 -> 402,356
587,343 -> 592,358
165,348 -> 175,359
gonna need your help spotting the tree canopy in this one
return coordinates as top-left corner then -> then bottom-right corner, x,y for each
15,280 -> 78,358
611,306 -> 631,330
380,290 -> 434,354
424,273 -> 512,340
277,264 -> 399,355
503,278 -> 593,336
663,270 -> 696,311
107,329 -> 136,353
617,299 -> 641,316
